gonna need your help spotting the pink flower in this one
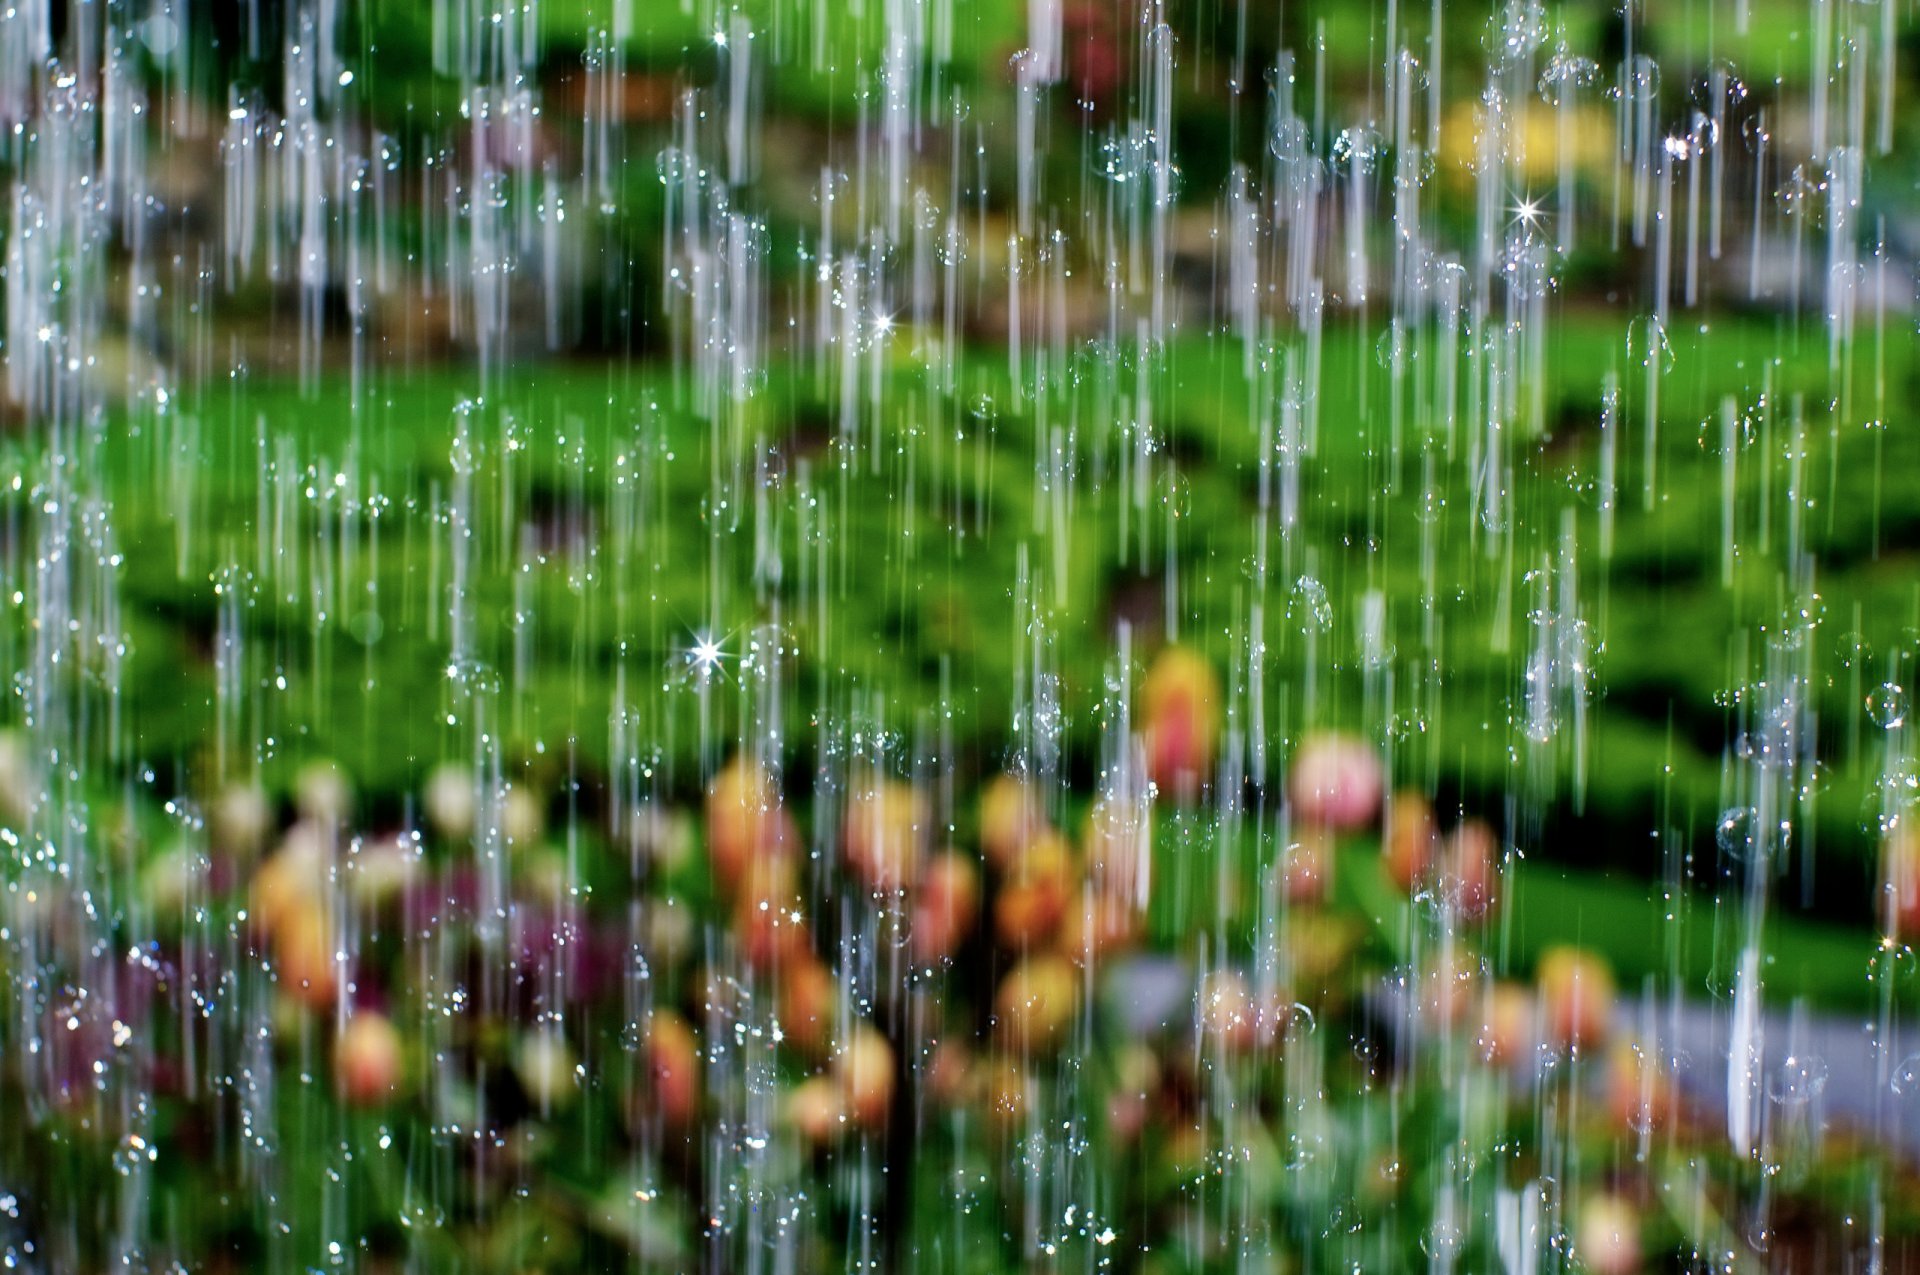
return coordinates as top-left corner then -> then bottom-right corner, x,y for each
1287,732 -> 1383,830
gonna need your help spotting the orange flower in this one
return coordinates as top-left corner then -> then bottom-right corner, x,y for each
1536,946 -> 1614,1053
1140,646 -> 1220,802
705,757 -> 798,895
335,1013 -> 404,1106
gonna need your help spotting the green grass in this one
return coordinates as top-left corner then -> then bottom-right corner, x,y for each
8,307 -> 1908,1008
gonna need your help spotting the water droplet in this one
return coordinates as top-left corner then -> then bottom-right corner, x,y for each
1331,126 -> 1382,168
1158,471 -> 1190,519
1626,315 -> 1675,374
1375,325 -> 1409,371
1269,117 -> 1310,165
655,146 -> 691,187
1767,1053 -> 1829,1104
399,1200 -> 446,1230
1484,0 -> 1548,65
1289,576 -> 1333,633
1538,52 -> 1599,106
1868,684 -> 1910,730
447,658 -> 503,696
1868,943 -> 1916,989
112,1135 -> 156,1176
1891,1055 -> 1920,1096
1716,807 -> 1759,859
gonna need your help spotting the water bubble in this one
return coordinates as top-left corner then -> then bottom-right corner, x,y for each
1537,52 -> 1599,106
446,658 -> 503,696
1388,709 -> 1428,742
1716,807 -> 1760,859
811,170 -> 849,204
1622,1090 -> 1662,1136
1625,316 -> 1675,374
1331,126 -> 1383,167
1484,1 -> 1548,65
1767,1053 -> 1829,1104
1099,134 -> 1151,185
1421,1218 -> 1465,1260
1786,592 -> 1824,630
398,1200 -> 447,1230
1269,117 -> 1310,165
1868,684 -> 1910,730
1690,61 -> 1749,113
1775,166 -> 1820,220
1862,775 -> 1919,838
1288,576 -> 1333,633
1891,1055 -> 1920,1096
1795,760 -> 1831,804
655,147 -> 692,187
1158,471 -> 1190,519
1394,51 -> 1430,94
1627,57 -> 1661,98
1867,943 -> 1917,990
112,1135 -> 156,1176
1375,325 -> 1410,371
1479,494 -> 1509,534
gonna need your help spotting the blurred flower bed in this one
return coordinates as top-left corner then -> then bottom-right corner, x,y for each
5,643 -> 1915,1271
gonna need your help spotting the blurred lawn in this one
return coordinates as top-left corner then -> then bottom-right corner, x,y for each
7,308 -> 1906,1007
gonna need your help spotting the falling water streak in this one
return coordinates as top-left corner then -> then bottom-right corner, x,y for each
0,0 -> 1914,1267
